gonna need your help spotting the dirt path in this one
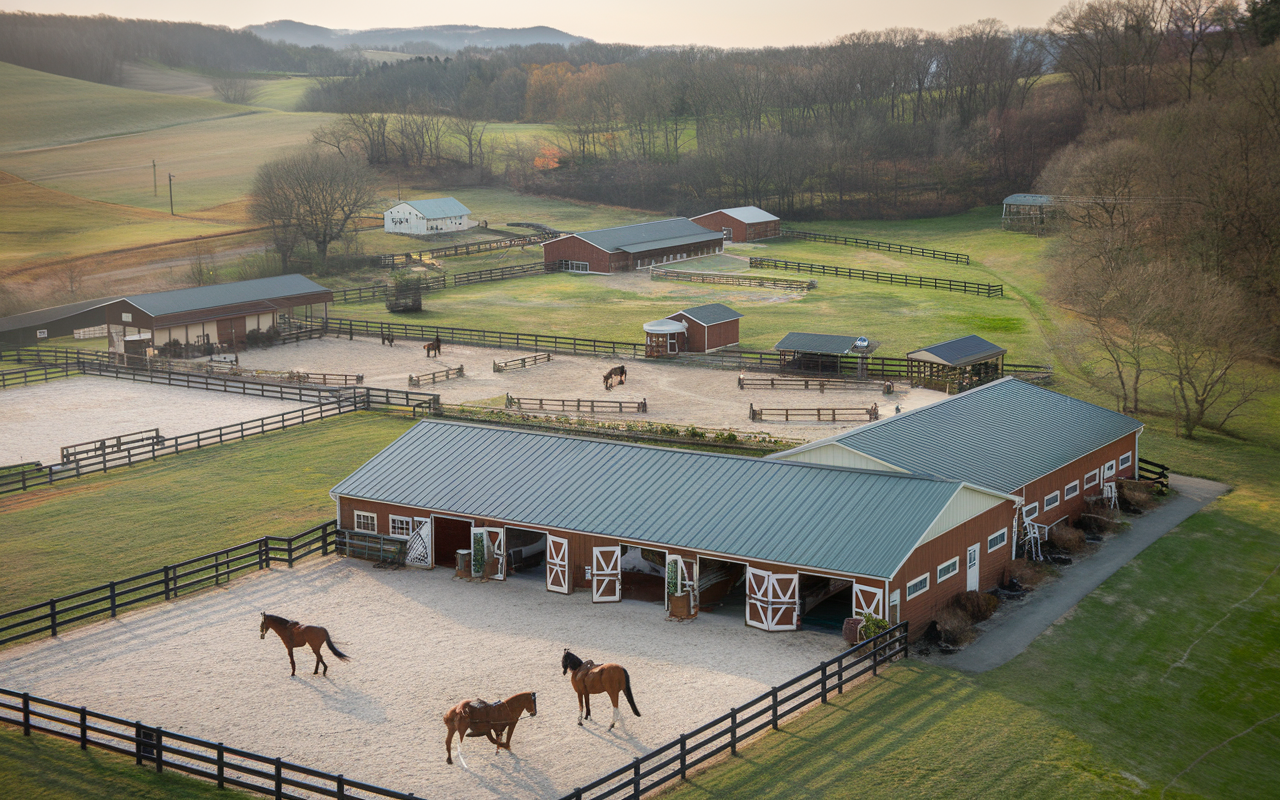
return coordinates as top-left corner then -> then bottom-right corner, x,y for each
0,557 -> 846,799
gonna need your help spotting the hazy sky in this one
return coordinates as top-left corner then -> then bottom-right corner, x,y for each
2,1 -> 1072,48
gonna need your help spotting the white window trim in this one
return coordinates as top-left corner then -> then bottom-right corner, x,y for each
566,261 -> 590,273
1044,491 -> 1061,511
1084,469 -> 1100,489
988,528 -> 1008,553
906,573 -> 929,600
1065,481 -> 1080,499
937,557 -> 959,583
388,515 -> 413,539
1024,502 -> 1039,519
354,511 -> 377,534
1119,452 -> 1132,469
1103,460 -> 1117,478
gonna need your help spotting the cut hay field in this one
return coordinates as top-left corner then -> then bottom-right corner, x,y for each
0,62 -> 265,153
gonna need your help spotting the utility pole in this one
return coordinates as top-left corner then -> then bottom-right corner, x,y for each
168,173 -> 175,216
153,160 -> 157,196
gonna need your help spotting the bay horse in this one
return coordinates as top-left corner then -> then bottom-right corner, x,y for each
603,364 -> 626,391
259,613 -> 350,676
562,649 -> 640,729
424,336 -> 442,357
443,692 -> 537,768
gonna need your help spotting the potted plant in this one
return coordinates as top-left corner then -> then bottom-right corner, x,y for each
667,560 -> 693,619
471,534 -> 486,580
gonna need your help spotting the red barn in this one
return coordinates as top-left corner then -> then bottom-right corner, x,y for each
665,303 -> 743,352
690,206 -> 781,243
542,219 -> 724,274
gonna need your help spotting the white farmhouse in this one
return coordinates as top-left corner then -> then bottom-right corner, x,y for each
383,198 -> 474,236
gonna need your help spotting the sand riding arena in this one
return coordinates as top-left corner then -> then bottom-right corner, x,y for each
0,556 -> 844,799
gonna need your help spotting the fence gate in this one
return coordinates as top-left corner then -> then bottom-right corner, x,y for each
853,582 -> 884,619
406,517 -> 432,568
746,567 -> 799,631
486,528 -> 507,580
546,535 -> 570,594
592,546 -> 621,603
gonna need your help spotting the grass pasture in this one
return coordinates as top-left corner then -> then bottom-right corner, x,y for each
0,62 -> 264,154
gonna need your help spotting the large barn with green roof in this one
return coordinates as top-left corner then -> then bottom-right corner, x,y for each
542,219 -> 724,273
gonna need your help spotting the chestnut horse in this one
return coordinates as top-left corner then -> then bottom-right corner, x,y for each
603,365 -> 626,391
443,692 -> 537,768
259,613 -> 350,676
561,649 -> 640,729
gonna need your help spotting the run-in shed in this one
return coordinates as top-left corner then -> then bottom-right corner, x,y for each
664,303 -> 742,352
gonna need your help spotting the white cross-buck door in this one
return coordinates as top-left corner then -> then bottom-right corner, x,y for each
746,567 -> 799,631
406,517 -> 432,568
486,528 -> 506,580
592,546 -> 621,603
966,544 -> 980,592
853,581 -> 884,619
546,535 -> 570,594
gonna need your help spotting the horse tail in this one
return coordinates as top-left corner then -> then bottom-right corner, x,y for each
622,668 -> 641,717
325,631 -> 350,662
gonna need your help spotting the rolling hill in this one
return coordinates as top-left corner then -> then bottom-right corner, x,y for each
247,20 -> 588,51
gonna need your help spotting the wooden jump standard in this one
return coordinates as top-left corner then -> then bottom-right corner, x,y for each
506,394 -> 648,414
749,403 -> 879,422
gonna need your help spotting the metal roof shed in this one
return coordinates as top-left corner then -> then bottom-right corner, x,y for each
907,335 -> 1006,368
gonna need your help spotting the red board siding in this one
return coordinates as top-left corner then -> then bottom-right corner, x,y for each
692,211 -> 781,243
1019,432 -> 1140,526
542,236 -> 614,273
888,501 -> 1017,639
545,234 -> 723,273
666,312 -> 740,352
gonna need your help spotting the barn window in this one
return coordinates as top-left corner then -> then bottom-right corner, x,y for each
1044,491 -> 1060,511
566,261 -> 590,273
1024,502 -> 1039,519
388,515 -> 413,538
906,574 -> 929,600
1103,460 -> 1117,479
1065,481 -> 1080,500
1084,470 -> 1099,489
121,312 -> 133,322
354,511 -> 377,533
937,558 -> 959,583
988,528 -> 1007,552
1119,452 -> 1132,469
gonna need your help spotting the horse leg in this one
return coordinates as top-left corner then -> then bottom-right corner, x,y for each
312,643 -> 327,676
577,691 -> 584,726
584,691 -> 592,722
455,724 -> 468,769
286,646 -> 296,676
608,689 -> 621,730
445,723 -> 455,765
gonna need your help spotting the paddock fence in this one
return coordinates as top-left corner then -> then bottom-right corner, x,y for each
298,314 -> 645,358
408,365 -> 464,387
506,394 -> 648,414
650,267 -> 816,291
377,231 -> 558,266
561,622 -> 909,800
1139,457 -> 1171,489
0,362 -> 81,389
780,229 -> 970,264
494,353 -> 552,372
751,258 -> 1002,297
737,375 -> 888,392
61,428 -> 161,464
749,404 -> 880,422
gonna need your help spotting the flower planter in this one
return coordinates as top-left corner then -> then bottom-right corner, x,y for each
454,550 -> 471,580
842,616 -> 864,646
668,592 -> 694,620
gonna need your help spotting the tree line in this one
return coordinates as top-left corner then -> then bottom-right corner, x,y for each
0,12 -> 361,85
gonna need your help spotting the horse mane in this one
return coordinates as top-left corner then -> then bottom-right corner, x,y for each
562,650 -> 584,672
263,613 -> 295,627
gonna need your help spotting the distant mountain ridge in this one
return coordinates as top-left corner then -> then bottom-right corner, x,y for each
247,20 -> 589,51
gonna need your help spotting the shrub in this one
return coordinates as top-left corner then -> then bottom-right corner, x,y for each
935,607 -> 974,646
860,613 -> 890,639
1006,558 -> 1052,588
1048,526 -> 1087,553
713,431 -> 738,443
1076,508 -> 1121,535
953,590 -> 998,622
1119,480 -> 1160,511
685,426 -> 705,439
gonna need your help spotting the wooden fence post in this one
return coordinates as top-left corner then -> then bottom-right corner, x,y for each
49,599 -> 57,637
730,708 -> 737,755
336,774 -> 345,800
632,757 -> 642,798
154,727 -> 163,772
275,757 -> 284,799
821,662 -> 828,704
80,706 -> 87,749
135,722 -> 142,764
22,693 -> 30,735
771,687 -> 779,730
217,743 -> 225,788
109,580 -> 117,617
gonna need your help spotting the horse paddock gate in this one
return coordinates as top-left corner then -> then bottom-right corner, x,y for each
506,395 -> 648,414
737,375 -> 889,393
748,404 -> 880,422
408,365 -> 464,387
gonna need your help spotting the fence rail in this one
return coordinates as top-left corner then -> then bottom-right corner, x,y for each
506,394 -> 647,414
408,365 -> 464,387
61,428 -> 161,464
562,622 -> 908,800
751,257 -> 1001,297
650,267 -> 815,291
781,229 -> 970,264
0,363 -> 81,389
1138,457 -> 1171,489
302,314 -> 645,358
494,353 -> 552,372
377,233 -> 558,267
749,403 -> 880,422
332,261 -> 559,305
737,375 -> 887,392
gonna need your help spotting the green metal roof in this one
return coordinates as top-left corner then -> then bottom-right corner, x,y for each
906,335 -> 1006,367
398,197 -> 471,219
778,377 -> 1143,493
330,420 -> 975,579
122,275 -> 331,318
569,218 -> 723,253
676,303 -> 743,326
774,332 -> 864,354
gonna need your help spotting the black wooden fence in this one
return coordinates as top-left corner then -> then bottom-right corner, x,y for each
751,257 -> 1002,297
505,394 -> 648,414
304,314 -> 645,358
781,229 -> 970,264
749,404 -> 880,422
650,267 -> 816,291
0,363 -> 80,389
378,233 -> 558,266
493,353 -> 552,372
1138,457 -> 1171,489
408,365 -> 464,387
738,375 -> 885,392
560,622 -> 909,800
329,261 -> 559,304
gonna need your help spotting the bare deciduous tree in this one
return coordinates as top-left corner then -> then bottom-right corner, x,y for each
250,150 -> 381,263
211,77 -> 262,105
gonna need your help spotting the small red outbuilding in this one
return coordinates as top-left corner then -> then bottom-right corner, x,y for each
690,206 -> 781,243
665,303 -> 743,352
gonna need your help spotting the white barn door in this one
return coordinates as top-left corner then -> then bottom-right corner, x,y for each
486,528 -> 507,581
746,567 -> 799,631
592,546 -> 621,603
853,582 -> 884,619
966,544 -> 980,592
546,535 -> 570,594
406,517 -> 432,568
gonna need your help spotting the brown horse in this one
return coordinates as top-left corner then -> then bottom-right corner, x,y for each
562,649 -> 640,729
603,364 -> 626,391
259,613 -> 350,676
443,692 -> 537,768
424,336 -> 442,357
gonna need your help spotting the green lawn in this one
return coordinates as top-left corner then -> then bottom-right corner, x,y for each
0,413 -> 413,612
